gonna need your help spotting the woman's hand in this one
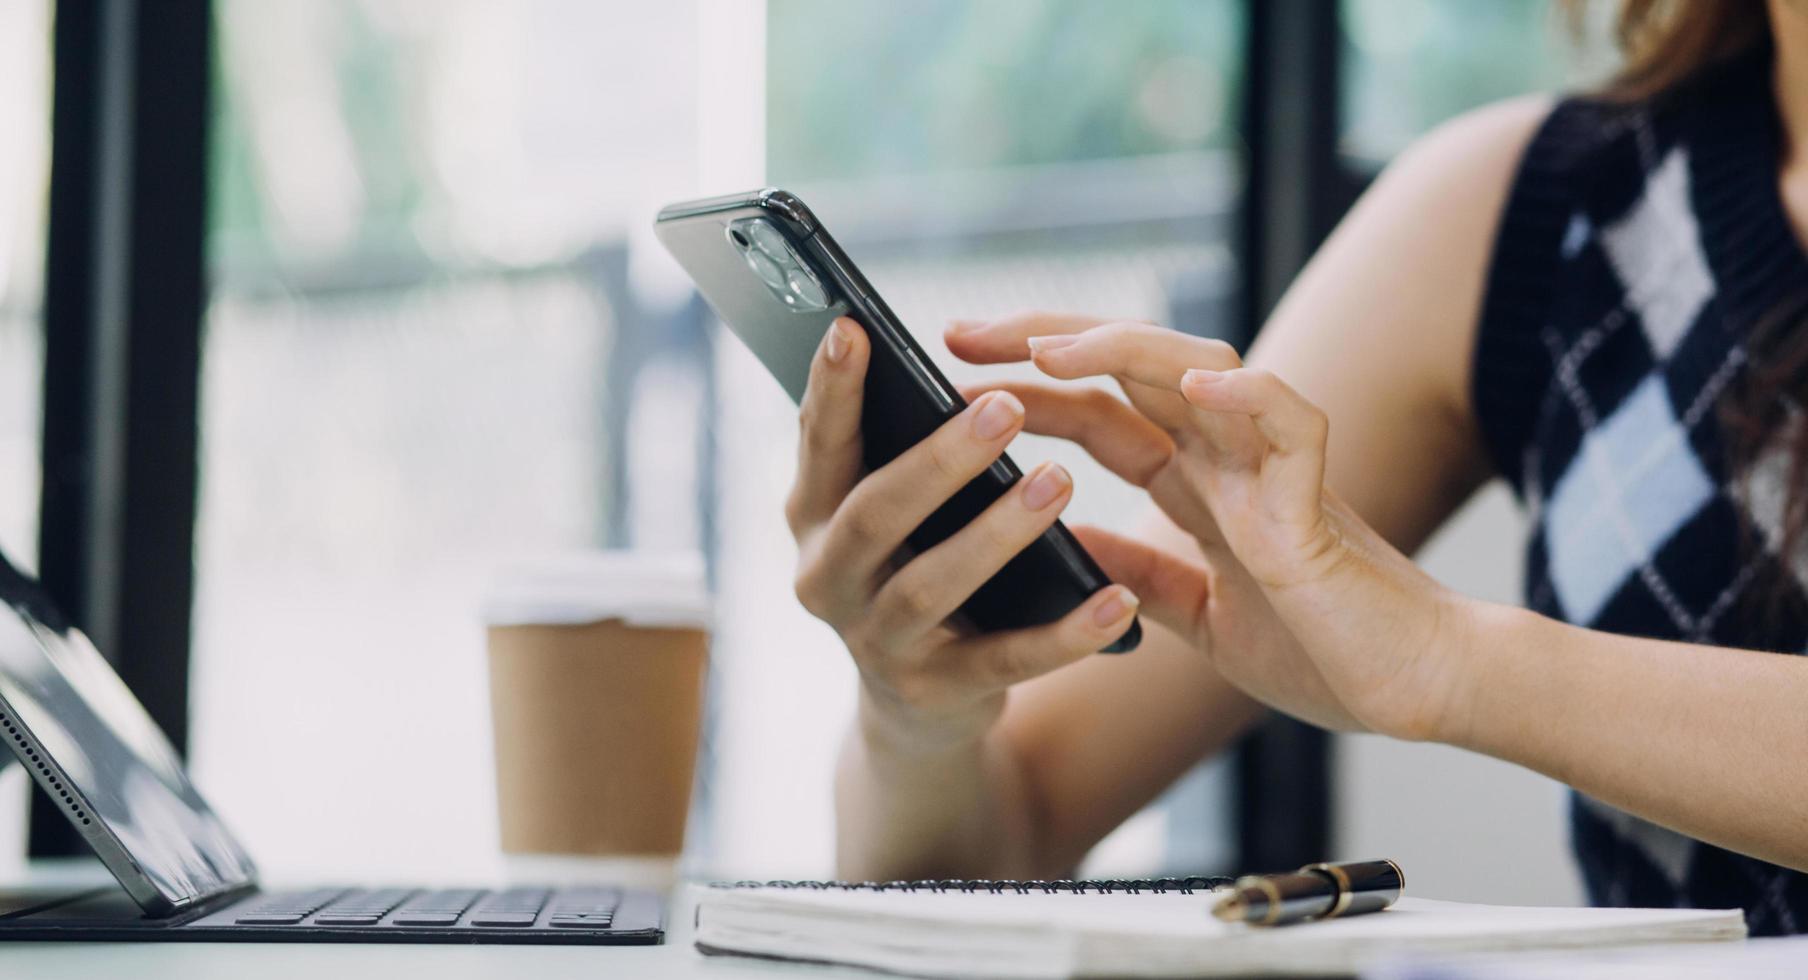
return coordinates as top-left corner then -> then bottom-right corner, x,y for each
786,317 -> 1141,752
947,314 -> 1364,733
948,313 -> 1477,742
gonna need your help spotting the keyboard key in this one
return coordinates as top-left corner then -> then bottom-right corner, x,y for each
313,914 -> 381,925
235,913 -> 306,925
394,889 -> 481,914
468,913 -> 538,927
391,913 -> 460,926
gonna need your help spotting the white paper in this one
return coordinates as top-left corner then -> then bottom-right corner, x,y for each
691,887 -> 1747,979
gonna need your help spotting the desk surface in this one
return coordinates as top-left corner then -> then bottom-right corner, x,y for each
4,864 -> 1794,980
0,939 -> 855,980
0,862 -> 875,980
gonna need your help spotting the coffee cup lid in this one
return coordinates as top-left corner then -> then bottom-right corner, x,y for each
482,550 -> 711,630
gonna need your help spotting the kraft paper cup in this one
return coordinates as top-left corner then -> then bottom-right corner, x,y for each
483,551 -> 710,875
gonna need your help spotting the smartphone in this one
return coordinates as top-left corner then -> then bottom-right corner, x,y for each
655,188 -> 1139,653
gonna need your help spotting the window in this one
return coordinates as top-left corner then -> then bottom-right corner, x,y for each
33,0 -> 1603,888
1339,0 -> 1610,166
710,0 -> 1248,879
196,0 -> 1247,882
0,1 -> 49,575
0,0 -> 51,862
194,0 -> 711,878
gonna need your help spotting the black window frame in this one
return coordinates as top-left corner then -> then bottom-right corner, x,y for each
33,0 -> 211,857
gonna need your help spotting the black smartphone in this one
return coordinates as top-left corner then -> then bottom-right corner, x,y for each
655,188 -> 1139,653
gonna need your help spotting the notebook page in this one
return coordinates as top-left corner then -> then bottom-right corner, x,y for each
693,887 -> 1745,979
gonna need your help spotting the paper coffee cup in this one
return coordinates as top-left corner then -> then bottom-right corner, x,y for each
484,551 -> 710,859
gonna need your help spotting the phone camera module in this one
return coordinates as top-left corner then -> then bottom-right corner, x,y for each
731,217 -> 832,312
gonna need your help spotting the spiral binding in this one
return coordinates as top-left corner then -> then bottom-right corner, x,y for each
713,875 -> 1233,895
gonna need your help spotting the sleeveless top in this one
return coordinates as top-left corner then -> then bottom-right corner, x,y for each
1473,46 -> 1808,935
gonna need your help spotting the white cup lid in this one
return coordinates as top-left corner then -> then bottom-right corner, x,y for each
482,550 -> 711,630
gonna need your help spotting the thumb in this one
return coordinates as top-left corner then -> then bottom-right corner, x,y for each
1070,525 -> 1210,642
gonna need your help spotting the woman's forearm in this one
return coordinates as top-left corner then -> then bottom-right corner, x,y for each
1451,600 -> 1808,872
833,688 -> 1041,882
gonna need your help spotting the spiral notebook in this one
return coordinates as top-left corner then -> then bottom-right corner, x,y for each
687,877 -> 1745,979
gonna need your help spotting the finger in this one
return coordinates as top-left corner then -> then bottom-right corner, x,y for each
814,389 -> 1026,588
1027,321 -> 1256,455
1068,525 -> 1211,640
957,381 -> 1174,488
1181,368 -> 1329,520
944,310 -> 1122,365
786,317 -> 871,534
926,584 -> 1140,692
870,461 -> 1074,639
1026,321 -> 1241,393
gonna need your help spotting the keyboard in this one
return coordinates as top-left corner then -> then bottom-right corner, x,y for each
0,883 -> 663,944
231,886 -> 607,927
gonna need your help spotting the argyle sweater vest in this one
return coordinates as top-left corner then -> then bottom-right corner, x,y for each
1472,47 -> 1808,935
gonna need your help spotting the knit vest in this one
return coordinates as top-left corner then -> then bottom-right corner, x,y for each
1473,47 -> 1808,936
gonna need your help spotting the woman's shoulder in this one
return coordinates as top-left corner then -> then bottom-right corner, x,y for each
1341,95 -> 1556,292
1402,94 -> 1558,176
1375,89 -> 1653,239
1322,96 -> 1557,442
1435,91 -> 1647,492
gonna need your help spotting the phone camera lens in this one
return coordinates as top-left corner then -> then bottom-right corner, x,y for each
748,220 -> 791,261
727,227 -> 751,249
746,249 -> 787,290
785,266 -> 828,309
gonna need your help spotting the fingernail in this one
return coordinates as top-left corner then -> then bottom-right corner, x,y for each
1020,463 -> 1071,511
1092,586 -> 1139,627
947,318 -> 982,335
825,320 -> 851,362
1026,334 -> 1078,353
1183,368 -> 1224,386
971,391 -> 1024,440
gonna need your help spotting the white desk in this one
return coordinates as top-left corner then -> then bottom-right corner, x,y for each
3,863 -> 1788,980
0,941 -> 851,980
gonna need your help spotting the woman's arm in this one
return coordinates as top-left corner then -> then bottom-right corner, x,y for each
945,96 -> 1554,727
1242,90 -> 1808,868
838,583 -> 1266,880
878,95 -> 1559,876
984,96 -> 1808,873
1455,604 -> 1808,872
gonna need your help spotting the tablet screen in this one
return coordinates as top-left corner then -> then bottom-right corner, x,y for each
0,556 -> 256,912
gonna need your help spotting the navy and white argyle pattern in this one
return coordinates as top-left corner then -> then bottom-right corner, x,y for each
1474,48 -> 1808,935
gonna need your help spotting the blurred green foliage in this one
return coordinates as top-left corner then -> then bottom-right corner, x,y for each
1340,0 -> 1593,163
208,1 -> 433,272
206,0 -> 1598,264
769,0 -> 1592,183
767,0 -> 1246,183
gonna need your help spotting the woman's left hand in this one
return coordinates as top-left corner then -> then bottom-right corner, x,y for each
949,313 -> 1479,742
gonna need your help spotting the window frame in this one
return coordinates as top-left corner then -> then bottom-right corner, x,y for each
33,0 -> 211,856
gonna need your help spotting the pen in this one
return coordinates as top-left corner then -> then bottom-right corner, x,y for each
1212,859 -> 1404,927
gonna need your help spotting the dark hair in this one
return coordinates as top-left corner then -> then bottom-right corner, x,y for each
1571,0 -> 1808,616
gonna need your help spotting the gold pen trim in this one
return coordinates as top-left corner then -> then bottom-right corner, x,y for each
1303,862 -> 1353,918
1252,877 -> 1285,926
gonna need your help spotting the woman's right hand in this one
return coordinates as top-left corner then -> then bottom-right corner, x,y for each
786,317 -> 1141,750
